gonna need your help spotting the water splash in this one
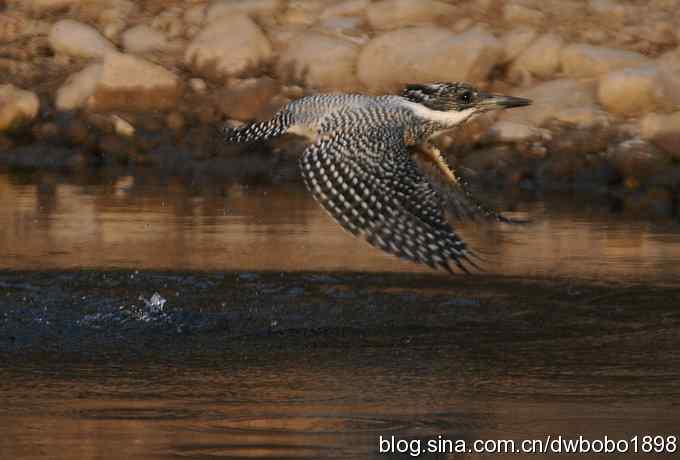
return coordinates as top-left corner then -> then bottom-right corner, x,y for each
77,292 -> 171,328
141,292 -> 167,313
75,290 -> 233,335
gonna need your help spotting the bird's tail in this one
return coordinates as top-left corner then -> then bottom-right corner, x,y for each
220,112 -> 292,144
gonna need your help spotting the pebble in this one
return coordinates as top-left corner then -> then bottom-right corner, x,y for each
488,121 -> 540,143
502,27 -> 537,64
0,84 -> 40,132
597,66 -> 659,116
502,79 -> 597,127
657,51 -> 680,109
121,24 -> 170,53
166,111 -> 185,131
511,33 -> 564,79
48,19 -> 116,59
319,0 -> 369,19
206,0 -> 286,23
561,44 -> 651,77
112,115 -> 135,137
640,112 -> 680,159
358,26 -> 501,91
503,3 -> 545,26
184,14 -> 272,80
189,78 -> 207,93
277,32 -> 360,90
56,64 -> 102,111
152,9 -> 184,40
366,0 -> 455,30
89,52 -> 180,111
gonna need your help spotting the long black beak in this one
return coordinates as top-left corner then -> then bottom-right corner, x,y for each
479,94 -> 532,110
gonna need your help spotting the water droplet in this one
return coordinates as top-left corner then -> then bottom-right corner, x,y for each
142,292 -> 167,312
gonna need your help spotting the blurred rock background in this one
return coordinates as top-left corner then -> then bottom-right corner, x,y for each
1,0 -> 680,198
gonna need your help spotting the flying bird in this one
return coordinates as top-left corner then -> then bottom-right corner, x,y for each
221,82 -> 531,273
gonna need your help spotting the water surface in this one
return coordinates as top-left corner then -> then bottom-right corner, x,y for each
1,170 -> 679,459
1,171 -> 679,282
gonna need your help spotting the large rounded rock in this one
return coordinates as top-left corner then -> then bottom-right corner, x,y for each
357,27 -> 502,91
0,85 -> 39,132
588,0 -> 630,23
10,0 -> 81,13
640,21 -> 676,47
56,63 -> 102,110
640,112 -> 680,159
184,4 -> 207,27
89,52 -> 180,111
265,24 -> 308,52
49,19 -> 116,59
320,0 -> 370,19
121,25 -> 170,53
150,7 -> 183,41
510,33 -> 564,79
366,0 -> 455,30
501,27 -> 537,64
503,3 -> 545,26
501,79 -> 597,127
547,0 -> 587,22
277,32 -> 360,90
487,121 -> 541,143
561,44 -> 651,77
657,51 -> 680,109
185,14 -> 272,80
597,66 -> 659,116
281,1 -> 335,26
552,106 -> 609,127
206,0 -> 286,23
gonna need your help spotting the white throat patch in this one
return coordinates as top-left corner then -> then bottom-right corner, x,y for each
400,100 -> 478,127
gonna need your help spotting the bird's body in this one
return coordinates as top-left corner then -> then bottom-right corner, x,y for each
222,82 -> 531,273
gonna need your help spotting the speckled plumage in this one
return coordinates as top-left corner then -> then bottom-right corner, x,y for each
221,83 -> 531,273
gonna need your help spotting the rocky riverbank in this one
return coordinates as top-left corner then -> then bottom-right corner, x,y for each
1,0 -> 680,203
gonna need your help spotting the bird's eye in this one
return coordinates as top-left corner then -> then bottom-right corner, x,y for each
459,91 -> 473,104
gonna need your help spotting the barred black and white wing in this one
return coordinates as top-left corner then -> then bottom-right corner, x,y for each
413,144 -> 527,224
220,112 -> 292,143
299,124 -> 478,273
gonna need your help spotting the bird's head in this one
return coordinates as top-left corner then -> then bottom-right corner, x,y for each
401,82 -> 531,120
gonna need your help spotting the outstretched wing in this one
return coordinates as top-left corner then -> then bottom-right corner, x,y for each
220,112 -> 292,144
299,125 -> 478,273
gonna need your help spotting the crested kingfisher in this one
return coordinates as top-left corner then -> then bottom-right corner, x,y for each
221,82 -> 531,273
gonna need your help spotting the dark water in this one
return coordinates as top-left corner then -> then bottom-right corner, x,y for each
1,171 -> 679,459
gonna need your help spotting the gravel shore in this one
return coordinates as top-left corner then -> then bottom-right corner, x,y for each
1,0 -> 679,207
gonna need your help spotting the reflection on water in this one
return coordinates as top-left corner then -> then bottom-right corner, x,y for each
1,170 -> 680,459
2,336 -> 679,459
1,171 -> 679,281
